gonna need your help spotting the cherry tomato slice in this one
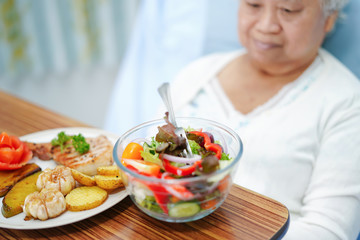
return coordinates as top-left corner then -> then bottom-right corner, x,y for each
200,198 -> 218,210
123,158 -> 160,176
122,142 -> 143,160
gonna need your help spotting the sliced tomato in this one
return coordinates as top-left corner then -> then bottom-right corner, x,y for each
200,198 -> 218,210
12,143 -> 24,164
123,158 -> 160,176
122,142 -> 144,165
21,148 -> 33,164
0,132 -> 12,148
0,147 -> 15,164
10,135 -> 21,149
0,141 -> 24,164
0,132 -> 33,170
0,149 -> 32,170
218,175 -> 230,192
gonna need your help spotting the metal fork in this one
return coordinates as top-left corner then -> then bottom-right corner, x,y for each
158,82 -> 193,157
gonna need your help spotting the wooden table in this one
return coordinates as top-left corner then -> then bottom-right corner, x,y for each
0,90 -> 289,240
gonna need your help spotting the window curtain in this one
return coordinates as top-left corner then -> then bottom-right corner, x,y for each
0,0 -> 139,77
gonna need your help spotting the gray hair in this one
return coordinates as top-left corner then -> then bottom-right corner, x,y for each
321,0 -> 349,16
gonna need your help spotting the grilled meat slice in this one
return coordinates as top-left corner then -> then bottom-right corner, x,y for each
26,135 -> 113,176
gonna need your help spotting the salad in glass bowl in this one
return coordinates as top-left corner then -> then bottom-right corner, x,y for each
113,115 -> 243,222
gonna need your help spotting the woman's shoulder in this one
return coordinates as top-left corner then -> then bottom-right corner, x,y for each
318,49 -> 360,93
309,49 -> 360,111
309,49 -> 360,107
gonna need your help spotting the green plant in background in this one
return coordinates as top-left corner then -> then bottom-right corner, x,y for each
0,0 -> 29,74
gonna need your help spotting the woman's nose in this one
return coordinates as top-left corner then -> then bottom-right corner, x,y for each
256,9 -> 281,34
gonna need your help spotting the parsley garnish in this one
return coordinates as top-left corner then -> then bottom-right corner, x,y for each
71,134 -> 90,154
51,131 -> 90,154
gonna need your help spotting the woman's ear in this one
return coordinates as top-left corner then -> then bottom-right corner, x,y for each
325,11 -> 338,33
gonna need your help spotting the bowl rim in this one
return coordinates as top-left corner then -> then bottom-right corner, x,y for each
113,117 -> 243,184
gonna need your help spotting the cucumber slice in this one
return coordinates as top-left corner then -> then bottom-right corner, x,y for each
143,142 -> 151,151
168,202 -> 200,218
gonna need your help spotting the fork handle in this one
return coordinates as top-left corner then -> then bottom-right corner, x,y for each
158,83 -> 177,127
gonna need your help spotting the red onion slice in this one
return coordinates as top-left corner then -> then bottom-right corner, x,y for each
193,181 -> 220,199
162,153 -> 201,164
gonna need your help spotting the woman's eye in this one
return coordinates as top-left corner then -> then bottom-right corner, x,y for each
281,8 -> 301,14
246,2 -> 261,8
282,8 -> 292,13
249,3 -> 260,8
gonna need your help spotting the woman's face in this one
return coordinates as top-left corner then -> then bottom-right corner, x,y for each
238,0 -> 337,74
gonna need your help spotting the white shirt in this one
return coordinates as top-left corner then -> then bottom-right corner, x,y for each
164,49 -> 360,240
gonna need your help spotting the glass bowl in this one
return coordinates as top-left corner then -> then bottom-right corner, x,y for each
113,117 -> 243,222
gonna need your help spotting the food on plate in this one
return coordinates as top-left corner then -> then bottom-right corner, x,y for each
71,169 -> 96,186
94,175 -> 123,190
65,186 -> 108,211
0,132 -> 33,170
55,135 -> 113,176
23,188 -> 66,221
25,131 -> 90,160
0,130 -> 125,222
51,132 -> 90,154
71,166 -> 123,190
120,115 -> 233,218
0,163 -> 41,197
96,165 -> 120,176
1,171 -> 42,218
26,133 -> 113,176
122,142 -> 143,161
24,142 -> 53,160
37,166 -> 76,195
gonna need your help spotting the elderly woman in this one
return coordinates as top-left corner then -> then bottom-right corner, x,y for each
166,0 -> 360,239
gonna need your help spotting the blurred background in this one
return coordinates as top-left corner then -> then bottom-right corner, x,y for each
1,0 -> 359,134
0,0 -> 139,128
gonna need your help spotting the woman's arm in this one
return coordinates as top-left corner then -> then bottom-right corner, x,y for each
285,96 -> 360,240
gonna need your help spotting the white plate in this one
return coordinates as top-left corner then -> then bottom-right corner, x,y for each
0,127 -> 128,230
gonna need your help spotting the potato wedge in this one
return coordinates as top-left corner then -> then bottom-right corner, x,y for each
71,169 -> 96,186
96,165 -> 120,176
66,186 -> 107,211
94,175 -> 123,190
0,163 -> 41,197
2,171 -> 42,218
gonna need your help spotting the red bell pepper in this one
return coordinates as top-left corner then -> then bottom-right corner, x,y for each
162,158 -> 201,176
190,131 -> 222,159
146,183 -> 169,214
206,143 -> 222,160
163,175 -> 194,200
124,162 -> 169,214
